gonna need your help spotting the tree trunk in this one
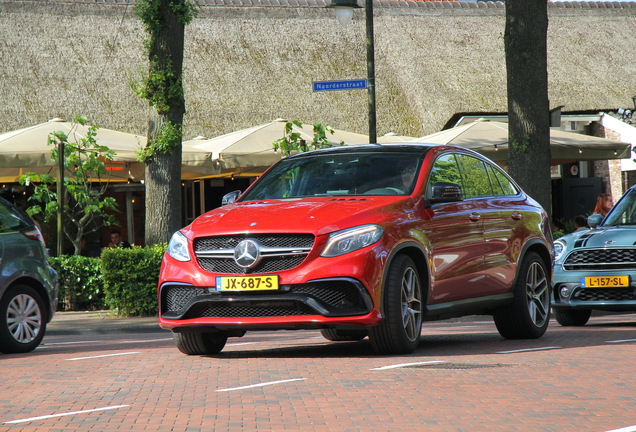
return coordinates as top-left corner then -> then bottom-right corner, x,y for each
144,0 -> 186,245
505,0 -> 551,218
145,115 -> 183,245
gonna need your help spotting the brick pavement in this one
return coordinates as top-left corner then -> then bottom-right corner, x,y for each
1,314 -> 635,431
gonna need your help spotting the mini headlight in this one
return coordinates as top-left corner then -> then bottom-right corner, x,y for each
553,240 -> 566,261
167,230 -> 191,262
321,224 -> 384,258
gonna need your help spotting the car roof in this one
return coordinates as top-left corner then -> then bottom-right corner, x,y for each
284,142 -> 481,159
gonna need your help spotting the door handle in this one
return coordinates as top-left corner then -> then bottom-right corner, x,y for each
511,211 -> 522,221
469,212 -> 480,222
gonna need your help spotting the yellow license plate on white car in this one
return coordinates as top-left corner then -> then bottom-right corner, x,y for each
216,275 -> 279,291
580,276 -> 630,288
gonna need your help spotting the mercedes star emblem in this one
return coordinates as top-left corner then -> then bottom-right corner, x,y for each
234,239 -> 260,268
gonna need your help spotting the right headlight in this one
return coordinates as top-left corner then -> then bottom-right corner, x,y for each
167,230 -> 191,262
321,224 -> 384,257
553,239 -> 566,262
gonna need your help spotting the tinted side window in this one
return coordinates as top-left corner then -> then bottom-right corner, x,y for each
485,164 -> 505,195
0,200 -> 31,233
489,166 -> 518,196
427,153 -> 462,196
456,154 -> 493,198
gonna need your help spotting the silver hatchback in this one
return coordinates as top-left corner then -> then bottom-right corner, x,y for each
0,197 -> 58,353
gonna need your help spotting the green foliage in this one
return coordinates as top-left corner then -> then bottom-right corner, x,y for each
131,56 -> 184,116
137,119 -> 183,162
100,244 -> 167,317
135,0 -> 198,35
272,121 -> 345,156
132,0 -> 199,159
19,116 -> 119,255
49,255 -> 105,311
510,133 -> 531,152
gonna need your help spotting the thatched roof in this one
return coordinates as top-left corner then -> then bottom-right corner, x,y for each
1,0 -> 635,140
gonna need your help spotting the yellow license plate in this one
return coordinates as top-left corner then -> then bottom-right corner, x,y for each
581,276 -> 630,288
216,275 -> 279,291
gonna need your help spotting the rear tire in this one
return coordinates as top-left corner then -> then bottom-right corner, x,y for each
555,309 -> 591,326
369,255 -> 423,355
494,252 -> 550,339
0,284 -> 47,354
173,331 -> 227,355
320,328 -> 367,341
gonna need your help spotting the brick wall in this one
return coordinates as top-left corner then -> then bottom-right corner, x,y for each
590,122 -> 623,203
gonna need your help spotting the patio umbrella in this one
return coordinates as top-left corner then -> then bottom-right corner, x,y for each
377,132 -> 418,143
183,119 -> 370,175
413,119 -> 632,165
0,118 -> 214,182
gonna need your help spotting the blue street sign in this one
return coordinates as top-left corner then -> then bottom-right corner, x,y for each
312,79 -> 367,92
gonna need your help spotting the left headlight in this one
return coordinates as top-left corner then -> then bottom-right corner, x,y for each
321,224 -> 384,258
167,230 -> 191,262
553,239 -> 566,262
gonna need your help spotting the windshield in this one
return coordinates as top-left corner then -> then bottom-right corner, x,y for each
604,188 -> 636,226
240,151 -> 424,201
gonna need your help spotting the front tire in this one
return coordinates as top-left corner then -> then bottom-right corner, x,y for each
369,255 -> 423,355
555,309 -> 591,326
320,328 -> 368,341
494,252 -> 550,339
173,331 -> 227,355
0,284 -> 47,354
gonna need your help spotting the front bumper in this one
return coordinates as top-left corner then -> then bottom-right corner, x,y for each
552,270 -> 636,312
158,277 -> 378,331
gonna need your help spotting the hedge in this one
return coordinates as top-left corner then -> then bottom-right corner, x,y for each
100,244 -> 167,317
49,243 -> 167,317
48,255 -> 105,311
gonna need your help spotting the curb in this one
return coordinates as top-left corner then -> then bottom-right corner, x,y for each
46,325 -> 169,336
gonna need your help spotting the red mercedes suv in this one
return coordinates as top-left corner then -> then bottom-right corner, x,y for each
159,144 -> 553,355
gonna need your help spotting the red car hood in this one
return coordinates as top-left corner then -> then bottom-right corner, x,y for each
186,197 -> 402,237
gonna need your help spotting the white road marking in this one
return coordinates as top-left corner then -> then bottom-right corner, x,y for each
370,361 -> 445,370
606,339 -> 636,344
40,340 -> 102,346
496,347 -> 561,354
121,338 -> 173,343
226,342 -> 259,347
603,425 -> 636,432
216,378 -> 306,392
4,405 -> 129,424
66,352 -> 140,361
432,325 -> 478,330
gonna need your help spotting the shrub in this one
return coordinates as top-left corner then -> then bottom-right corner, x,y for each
100,244 -> 167,317
49,255 -> 105,311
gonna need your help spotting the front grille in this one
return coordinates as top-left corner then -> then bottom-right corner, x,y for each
290,281 -> 366,310
573,287 -> 636,302
563,248 -> 636,271
194,234 -> 314,275
163,285 -> 209,314
183,301 -> 316,318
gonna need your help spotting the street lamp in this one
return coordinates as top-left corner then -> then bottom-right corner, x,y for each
327,0 -> 377,144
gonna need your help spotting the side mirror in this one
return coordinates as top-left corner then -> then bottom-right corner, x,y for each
428,182 -> 464,204
222,190 -> 242,206
587,214 -> 603,229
